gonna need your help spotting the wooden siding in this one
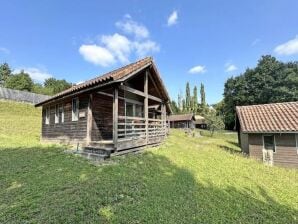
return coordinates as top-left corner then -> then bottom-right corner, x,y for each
41,95 -> 89,144
248,133 -> 298,168
91,91 -> 125,141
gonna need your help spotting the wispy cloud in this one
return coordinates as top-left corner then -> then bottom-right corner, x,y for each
115,14 -> 149,39
225,63 -> 238,72
167,10 -> 178,26
188,65 -> 206,74
274,35 -> 298,56
13,67 -> 52,83
0,47 -> 10,54
251,38 -> 261,47
79,15 -> 159,67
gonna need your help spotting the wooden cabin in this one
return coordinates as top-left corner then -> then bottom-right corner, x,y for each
35,57 -> 171,155
236,102 -> 298,168
194,115 -> 207,129
168,114 -> 195,129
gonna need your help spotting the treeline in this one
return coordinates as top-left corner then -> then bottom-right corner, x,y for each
221,55 -> 298,130
170,82 -> 209,114
0,62 -> 72,95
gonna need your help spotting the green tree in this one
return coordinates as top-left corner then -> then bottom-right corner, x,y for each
0,63 -> 12,86
5,70 -> 34,91
44,78 -> 72,95
185,82 -> 191,111
170,100 -> 179,114
205,110 -> 225,136
193,86 -> 198,113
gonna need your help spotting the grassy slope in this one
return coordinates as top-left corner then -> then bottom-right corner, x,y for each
0,100 -> 297,223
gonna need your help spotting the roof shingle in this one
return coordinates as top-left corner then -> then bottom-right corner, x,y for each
236,102 -> 298,133
168,114 -> 195,122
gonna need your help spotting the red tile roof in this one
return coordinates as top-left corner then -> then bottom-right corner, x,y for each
36,57 -> 169,106
168,114 -> 195,122
236,102 -> 298,133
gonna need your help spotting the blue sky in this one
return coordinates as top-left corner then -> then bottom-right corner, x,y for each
0,0 -> 298,104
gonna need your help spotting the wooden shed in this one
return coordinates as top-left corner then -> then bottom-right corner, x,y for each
168,114 -> 195,129
35,57 -> 171,156
236,102 -> 298,168
194,115 -> 207,129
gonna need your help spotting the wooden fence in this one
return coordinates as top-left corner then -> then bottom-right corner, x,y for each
0,87 -> 50,104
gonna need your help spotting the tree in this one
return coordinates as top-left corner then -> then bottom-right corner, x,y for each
170,100 -> 179,114
5,70 -> 34,91
223,55 -> 298,129
0,63 -> 12,86
182,99 -> 186,112
178,92 -> 182,112
205,111 -> 225,136
44,78 -> 72,95
185,82 -> 191,111
200,83 -> 206,106
193,86 -> 198,113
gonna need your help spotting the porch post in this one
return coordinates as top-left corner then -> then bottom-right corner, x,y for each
86,93 -> 93,145
144,70 -> 149,144
113,86 -> 119,150
161,103 -> 166,136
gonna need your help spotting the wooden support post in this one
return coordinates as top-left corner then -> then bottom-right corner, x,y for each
86,93 -> 93,145
144,70 -> 149,144
113,87 -> 119,150
161,103 -> 166,135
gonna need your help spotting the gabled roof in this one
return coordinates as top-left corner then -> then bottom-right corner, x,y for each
168,114 -> 195,122
236,102 -> 298,133
194,115 -> 205,124
35,57 -> 170,107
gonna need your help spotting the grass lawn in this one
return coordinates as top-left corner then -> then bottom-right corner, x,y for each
0,100 -> 297,223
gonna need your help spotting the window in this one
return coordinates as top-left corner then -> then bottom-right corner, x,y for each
72,98 -> 79,121
55,104 -> 59,123
263,135 -> 276,153
45,107 -> 50,125
60,104 -> 64,123
125,101 -> 143,117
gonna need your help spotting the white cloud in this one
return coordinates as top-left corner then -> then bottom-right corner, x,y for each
13,67 -> 52,82
133,40 -> 160,57
167,10 -> 178,26
79,44 -> 115,67
116,15 -> 149,39
79,15 -> 160,67
225,63 -> 238,72
274,35 -> 298,55
188,65 -> 206,74
0,47 -> 10,54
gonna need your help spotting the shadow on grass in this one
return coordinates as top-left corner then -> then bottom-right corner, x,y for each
0,146 -> 297,223
218,145 -> 243,155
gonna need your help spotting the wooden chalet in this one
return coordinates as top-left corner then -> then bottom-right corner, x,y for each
168,114 -> 195,129
35,57 -> 171,156
236,102 -> 298,168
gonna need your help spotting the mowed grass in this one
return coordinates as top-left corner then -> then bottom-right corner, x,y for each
0,100 -> 297,223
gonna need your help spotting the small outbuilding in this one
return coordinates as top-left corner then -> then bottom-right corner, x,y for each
236,102 -> 298,168
168,114 -> 195,129
194,115 -> 207,129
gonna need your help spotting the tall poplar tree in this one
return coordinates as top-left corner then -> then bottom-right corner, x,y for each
186,82 -> 191,111
193,86 -> 198,113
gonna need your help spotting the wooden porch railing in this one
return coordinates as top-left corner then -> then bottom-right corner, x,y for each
117,115 -> 166,143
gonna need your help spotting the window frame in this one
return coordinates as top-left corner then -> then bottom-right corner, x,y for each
60,104 -> 64,123
262,134 -> 276,153
72,98 -> 79,121
55,104 -> 59,124
45,107 -> 50,125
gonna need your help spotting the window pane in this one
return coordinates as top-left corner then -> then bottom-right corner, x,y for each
126,103 -> 133,117
264,136 -> 275,151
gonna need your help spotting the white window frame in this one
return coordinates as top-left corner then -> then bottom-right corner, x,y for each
72,98 -> 79,121
60,104 -> 64,123
45,107 -> 50,125
55,104 -> 59,124
262,134 -> 276,153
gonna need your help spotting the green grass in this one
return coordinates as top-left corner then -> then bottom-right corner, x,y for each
0,100 -> 297,223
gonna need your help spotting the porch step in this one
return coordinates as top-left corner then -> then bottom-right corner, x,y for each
83,146 -> 114,158
111,146 -> 146,157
